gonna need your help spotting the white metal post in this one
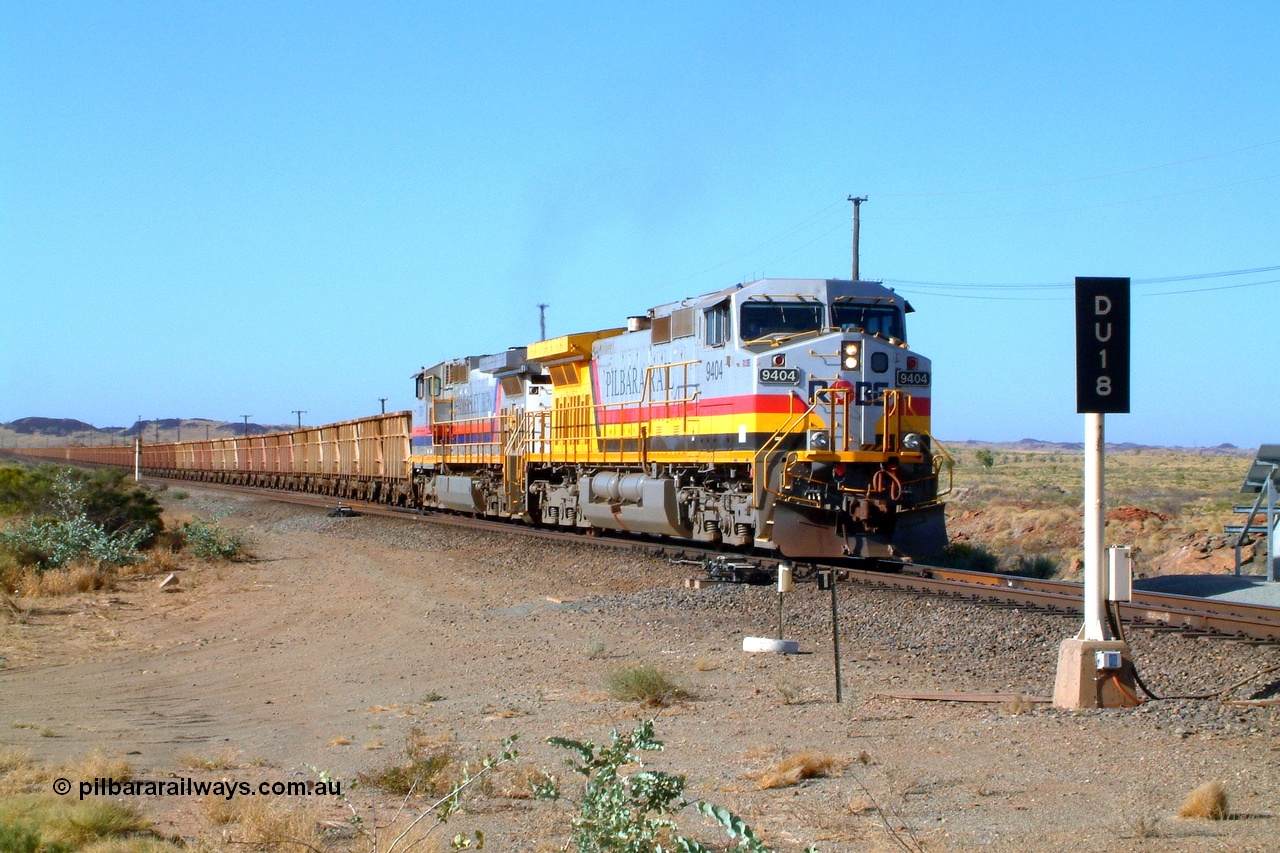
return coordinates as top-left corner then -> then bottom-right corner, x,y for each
134,436 -> 141,482
1081,412 -> 1110,641
1269,475 -> 1278,583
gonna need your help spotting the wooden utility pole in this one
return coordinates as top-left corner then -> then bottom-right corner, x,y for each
537,303 -> 549,340
848,195 -> 867,280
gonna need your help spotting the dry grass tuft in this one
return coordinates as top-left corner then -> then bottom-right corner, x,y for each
607,665 -> 698,708
177,747 -> 242,771
358,725 -> 461,796
0,793 -> 152,849
1,591 -> 29,624
326,735 -> 352,747
491,765 -> 556,800
1178,780 -> 1229,820
14,564 -> 113,597
219,797 -> 325,852
0,748 -> 133,797
136,548 -> 182,576
753,750 -> 839,789
63,749 -> 134,785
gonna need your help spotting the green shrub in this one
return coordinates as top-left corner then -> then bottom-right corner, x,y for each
179,517 -> 243,560
936,542 -> 1000,573
0,466 -> 161,546
538,720 -> 811,853
0,470 -> 149,570
0,515 -> 146,570
975,449 -> 995,469
1014,555 -> 1058,579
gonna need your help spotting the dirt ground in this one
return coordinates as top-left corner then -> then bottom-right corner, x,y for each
2,487 -> 1278,851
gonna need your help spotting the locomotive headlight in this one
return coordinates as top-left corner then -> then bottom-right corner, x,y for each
809,430 -> 830,450
841,341 -> 861,371
901,432 -> 924,452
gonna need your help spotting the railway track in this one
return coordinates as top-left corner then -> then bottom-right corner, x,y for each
150,475 -> 1280,644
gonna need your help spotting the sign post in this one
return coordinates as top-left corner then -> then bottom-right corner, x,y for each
1053,277 -> 1140,709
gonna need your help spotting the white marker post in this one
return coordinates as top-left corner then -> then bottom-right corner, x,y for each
1053,278 -> 1138,709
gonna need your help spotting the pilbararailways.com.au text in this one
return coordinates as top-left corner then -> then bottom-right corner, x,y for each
60,777 -> 343,801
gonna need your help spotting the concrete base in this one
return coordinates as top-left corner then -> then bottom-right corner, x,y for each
1052,638 -> 1141,709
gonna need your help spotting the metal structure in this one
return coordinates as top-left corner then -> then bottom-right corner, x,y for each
1234,444 -> 1280,581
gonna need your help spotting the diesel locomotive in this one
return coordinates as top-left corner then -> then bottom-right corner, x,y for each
410,277 -> 949,561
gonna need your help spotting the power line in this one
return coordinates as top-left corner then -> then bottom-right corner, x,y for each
884,264 -> 1280,291
885,266 -> 1280,301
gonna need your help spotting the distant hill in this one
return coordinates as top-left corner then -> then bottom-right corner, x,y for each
0,417 -> 293,449
6,417 -> 99,436
941,438 -> 1253,457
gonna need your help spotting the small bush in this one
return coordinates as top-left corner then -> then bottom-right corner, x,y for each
1014,555 -> 1058,579
539,720 -> 807,853
975,449 -> 995,469
0,467 -> 161,546
179,517 -> 243,560
607,666 -> 697,708
936,542 -> 1000,573
0,515 -> 146,571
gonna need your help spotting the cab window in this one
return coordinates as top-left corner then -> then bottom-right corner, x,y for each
831,304 -> 904,341
740,303 -> 824,342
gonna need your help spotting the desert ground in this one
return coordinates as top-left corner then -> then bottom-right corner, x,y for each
3,471 -> 1278,851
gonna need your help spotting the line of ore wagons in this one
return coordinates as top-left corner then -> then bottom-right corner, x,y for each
16,412 -> 415,504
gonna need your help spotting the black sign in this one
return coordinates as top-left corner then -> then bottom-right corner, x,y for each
1075,277 -> 1130,413
759,367 -> 801,385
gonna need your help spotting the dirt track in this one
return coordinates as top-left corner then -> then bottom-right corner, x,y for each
3,488 -> 1278,851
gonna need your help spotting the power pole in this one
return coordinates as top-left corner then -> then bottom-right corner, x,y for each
537,303 -> 549,340
848,195 -> 867,280
292,410 -> 306,428
241,415 -> 251,437
379,398 -> 387,414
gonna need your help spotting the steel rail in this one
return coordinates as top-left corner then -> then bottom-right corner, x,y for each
97,473 -> 1280,644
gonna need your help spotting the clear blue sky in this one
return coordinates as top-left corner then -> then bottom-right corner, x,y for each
2,2 -> 1277,447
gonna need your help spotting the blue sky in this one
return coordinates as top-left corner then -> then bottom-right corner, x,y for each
2,2 -> 1277,447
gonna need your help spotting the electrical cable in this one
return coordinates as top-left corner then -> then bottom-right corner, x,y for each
1108,673 -> 1143,708
1106,599 -> 1280,701
884,264 -> 1280,291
